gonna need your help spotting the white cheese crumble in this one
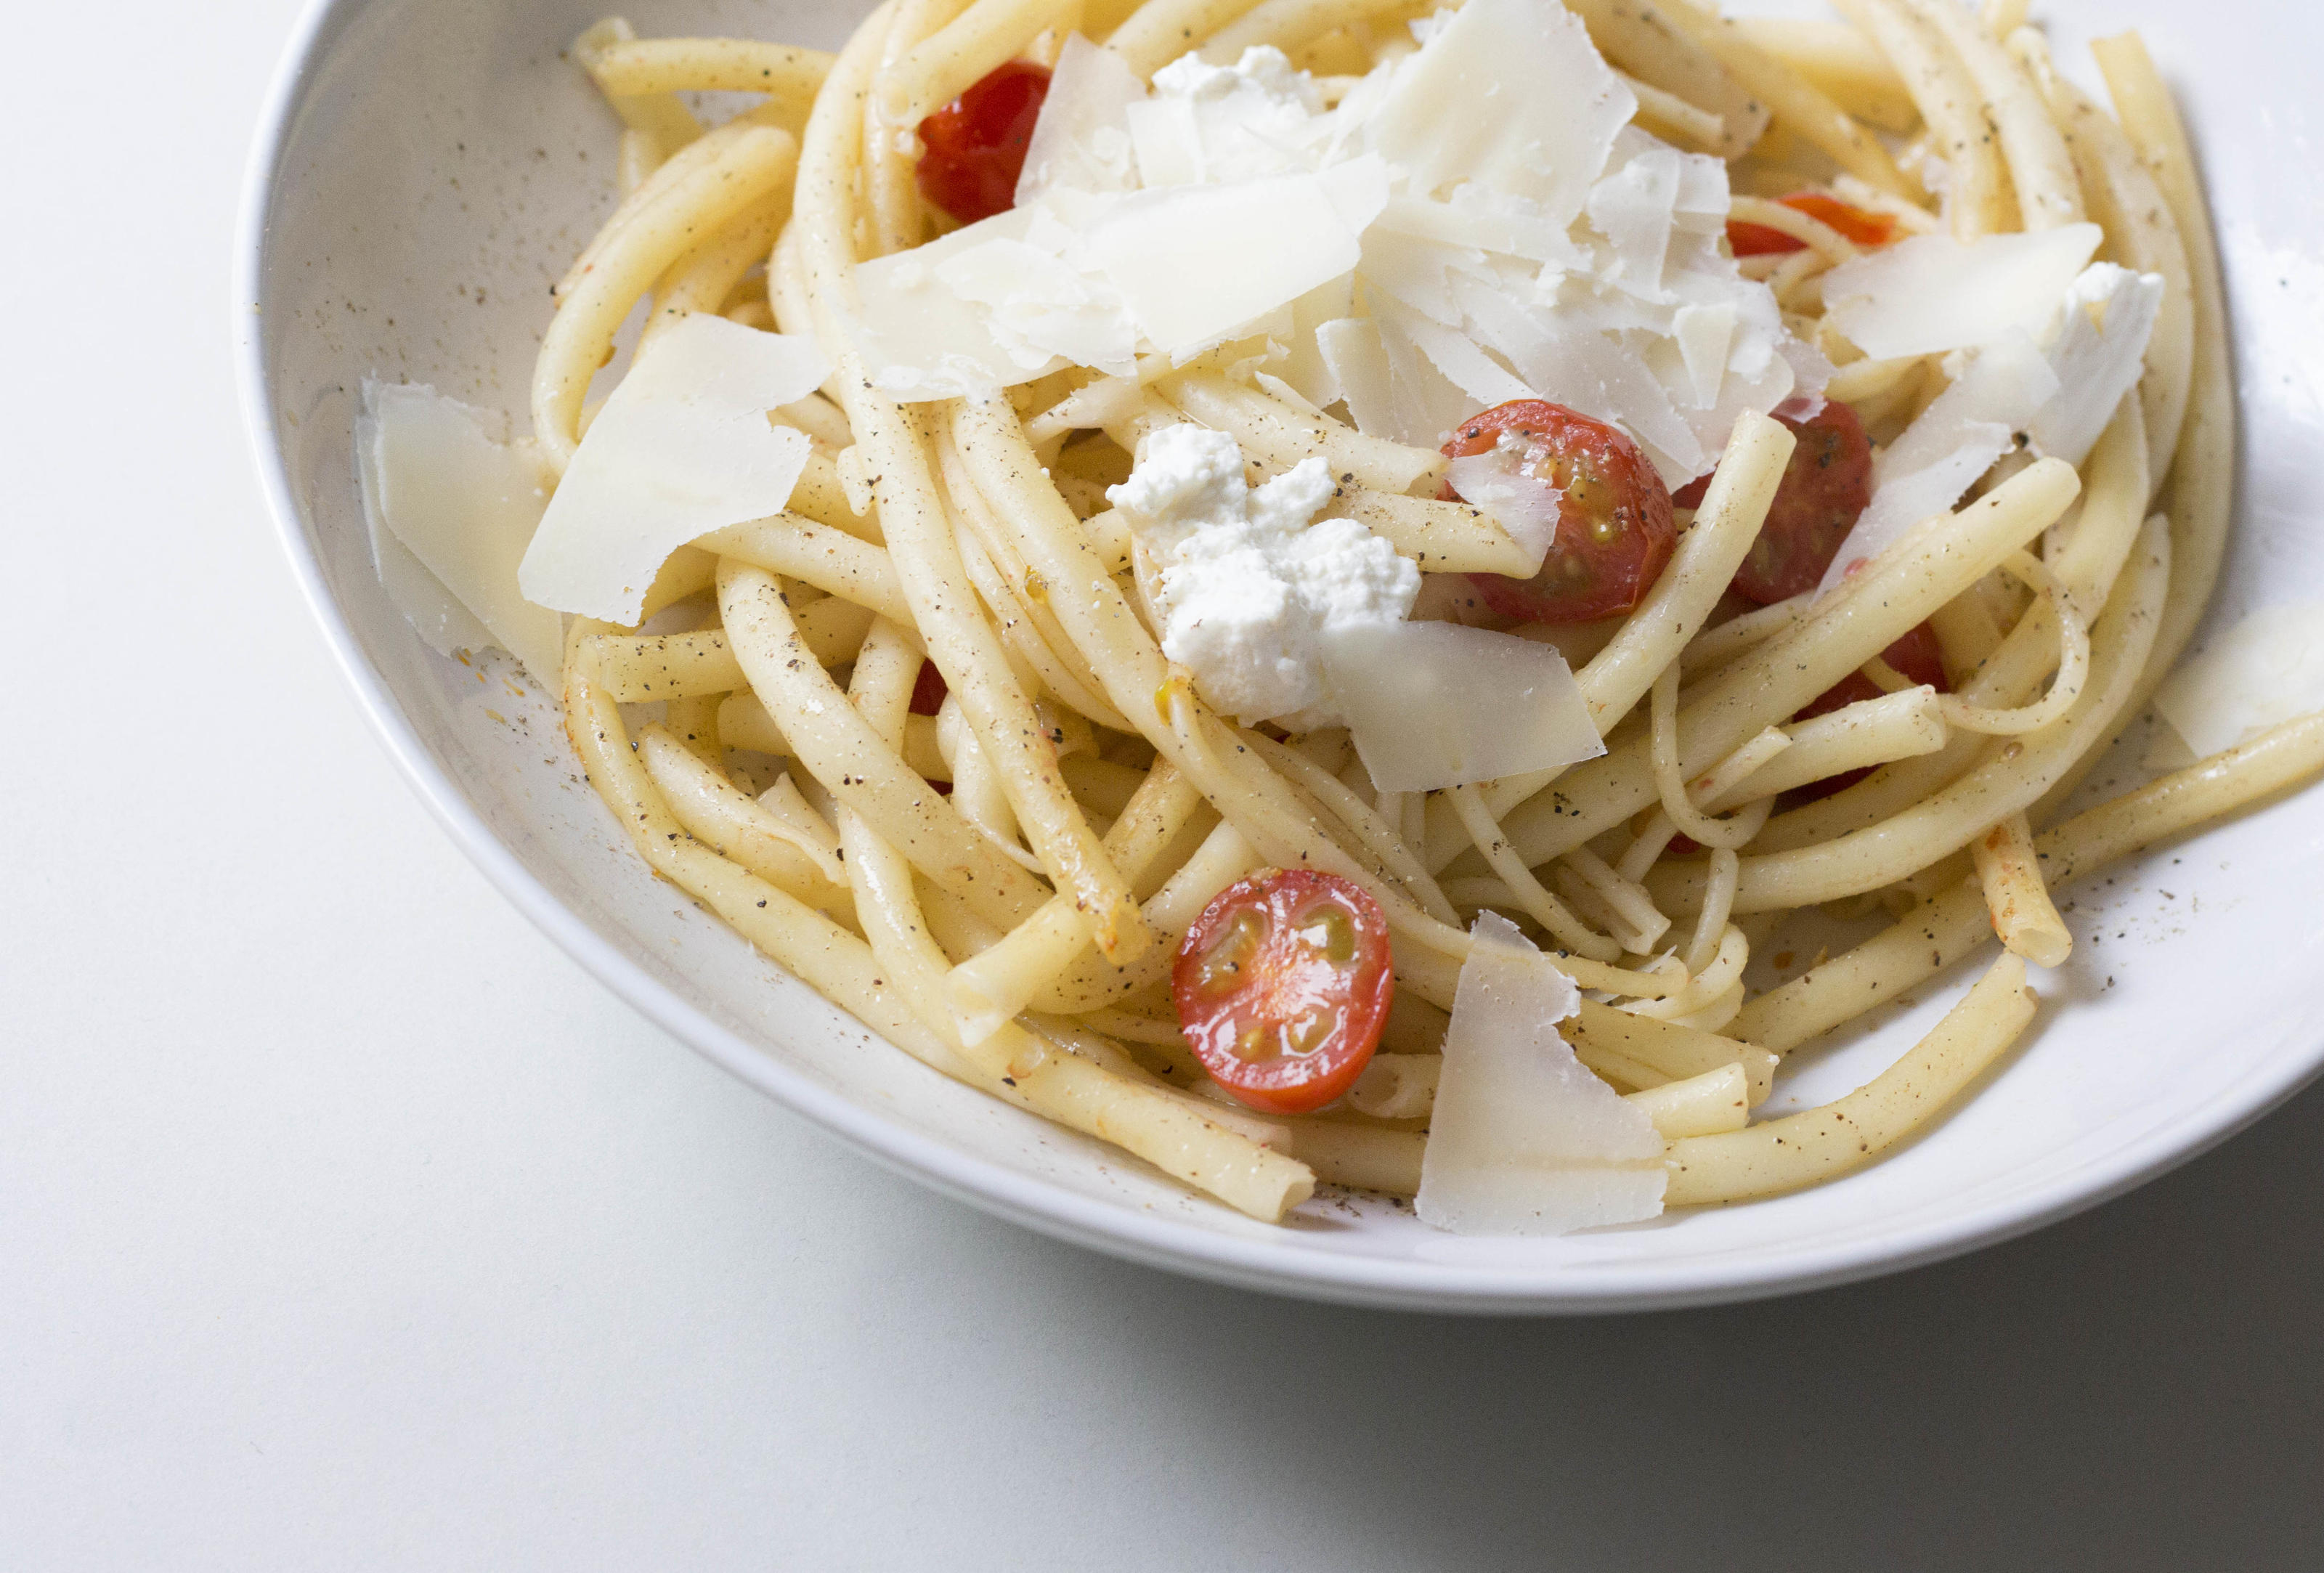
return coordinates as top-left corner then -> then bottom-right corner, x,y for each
1138,46 -> 1325,187
1109,424 -> 1419,726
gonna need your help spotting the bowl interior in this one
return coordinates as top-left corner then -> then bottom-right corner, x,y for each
245,0 -> 2324,1310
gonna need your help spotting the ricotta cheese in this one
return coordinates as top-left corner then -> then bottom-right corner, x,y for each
1110,423 -> 1419,726
1113,426 -> 1604,786
1415,911 -> 1667,1236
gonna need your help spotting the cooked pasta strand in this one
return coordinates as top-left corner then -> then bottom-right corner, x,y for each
1735,715 -> 2324,1054
1665,954 -> 2037,1206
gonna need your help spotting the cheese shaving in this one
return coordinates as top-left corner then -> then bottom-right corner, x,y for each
2028,264 -> 2167,466
2153,602 -> 2324,762
1821,224 -> 2103,360
357,378 -> 563,678
519,315 -> 826,624
1016,34 -> 1144,202
1820,332 -> 2058,595
1415,911 -> 1667,1235
1443,441 -> 1561,566
1325,619 -> 1604,792
850,0 -> 1818,468
1363,0 -> 1634,229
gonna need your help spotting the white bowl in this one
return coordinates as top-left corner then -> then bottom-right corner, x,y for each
237,0 -> 2324,1312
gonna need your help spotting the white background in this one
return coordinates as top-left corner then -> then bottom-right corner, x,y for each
6,1 -> 2323,1568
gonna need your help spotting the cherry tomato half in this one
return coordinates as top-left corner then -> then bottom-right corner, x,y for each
1726,191 -> 1899,258
1443,400 -> 1678,625
915,60 -> 1051,226
1172,869 -> 1394,1116
1673,402 -> 1875,605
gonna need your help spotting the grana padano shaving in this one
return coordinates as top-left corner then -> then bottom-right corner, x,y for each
2153,601 -> 2324,762
1325,619 -> 1604,792
1819,331 -> 2058,594
1821,224 -> 2102,360
2028,264 -> 2167,467
1363,0 -> 1636,230
357,378 -> 564,679
518,314 -> 825,624
1415,911 -> 1667,1235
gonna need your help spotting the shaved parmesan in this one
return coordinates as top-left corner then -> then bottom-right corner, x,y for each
357,386 -> 494,661
1377,294 -> 1533,412
1819,332 -> 2058,594
2028,264 -> 2167,466
2153,602 -> 2324,761
1672,301 -> 1736,407
1126,95 -> 1206,189
935,214 -> 1140,375
1455,272 -> 1710,484
519,315 -> 825,624
357,379 -> 563,678
1016,34 -> 1144,202
1316,317 -> 1398,437
852,207 -> 1076,399
1443,441 -> 1561,567
1359,227 -> 1474,328
1087,171 -> 1384,356
1370,301 -> 1485,450
1372,192 -> 1578,270
852,0 -> 1816,506
1277,273 -> 1357,410
1365,0 -> 1635,230
1415,911 -> 1666,1236
1585,143 -> 1682,295
1822,224 -> 2102,360
1324,619 -> 1604,792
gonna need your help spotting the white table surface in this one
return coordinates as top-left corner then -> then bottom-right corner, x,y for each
7,2 -> 2323,1567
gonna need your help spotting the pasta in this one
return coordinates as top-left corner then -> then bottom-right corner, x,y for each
367,0 -> 2317,1233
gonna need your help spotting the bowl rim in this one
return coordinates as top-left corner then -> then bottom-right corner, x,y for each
233,0 -> 2324,1314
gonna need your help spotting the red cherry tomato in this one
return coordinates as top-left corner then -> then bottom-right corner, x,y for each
1172,869 -> 1394,1116
1786,622 -> 1950,801
1673,402 -> 1875,605
915,60 -> 1050,225
1727,191 -> 1900,258
1442,400 -> 1678,625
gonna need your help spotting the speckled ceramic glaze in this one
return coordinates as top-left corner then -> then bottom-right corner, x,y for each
239,0 -> 2324,1311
